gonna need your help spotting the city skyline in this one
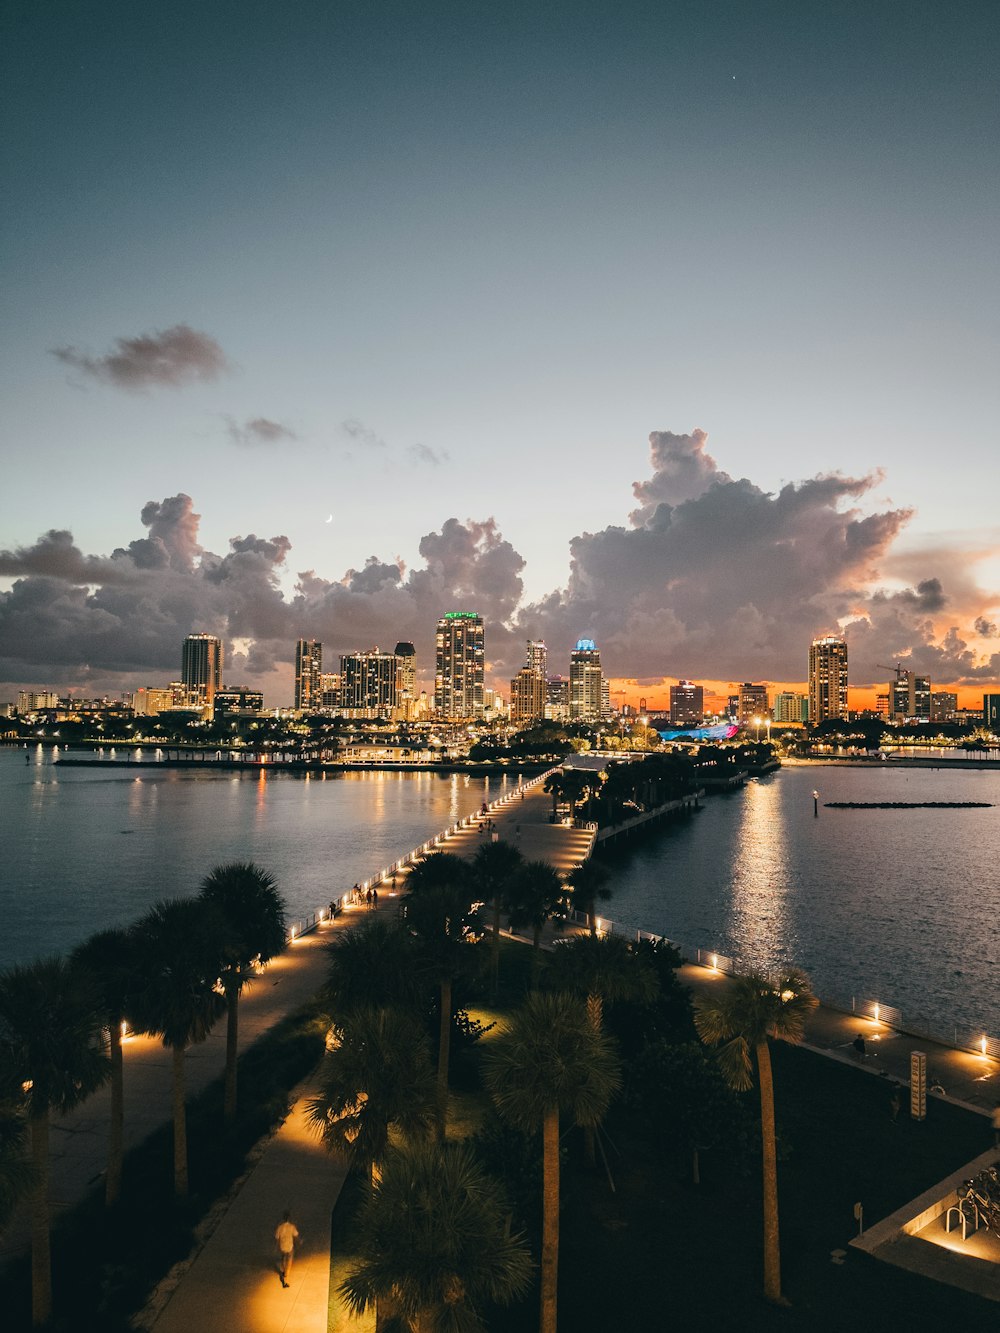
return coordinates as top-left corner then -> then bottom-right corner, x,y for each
2,3 -> 998,707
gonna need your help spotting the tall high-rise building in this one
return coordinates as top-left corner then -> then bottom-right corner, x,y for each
889,670 -> 931,722
295,639 -> 323,712
738,683 -> 770,724
669,681 -> 704,726
510,640 -> 547,727
569,639 -> 603,721
182,633 -> 223,711
984,694 -> 1000,732
808,635 -> 848,724
340,650 -> 399,714
545,676 -> 569,722
394,642 -> 417,717
434,612 -> 485,719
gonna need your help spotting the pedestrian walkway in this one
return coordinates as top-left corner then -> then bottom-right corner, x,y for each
143,1089 -> 352,1332
678,962 -> 1000,1112
439,781 -> 595,875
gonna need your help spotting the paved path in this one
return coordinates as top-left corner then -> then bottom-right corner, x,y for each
679,962 -> 1000,1112
146,1091 -> 352,1333
434,779 -> 595,876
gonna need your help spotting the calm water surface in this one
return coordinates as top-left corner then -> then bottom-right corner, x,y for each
604,762 -> 1000,1037
2,750 -> 998,1038
0,747 -> 502,970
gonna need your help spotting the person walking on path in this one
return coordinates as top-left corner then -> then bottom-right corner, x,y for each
274,1209 -> 299,1287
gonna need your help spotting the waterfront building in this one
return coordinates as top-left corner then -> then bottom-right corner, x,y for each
545,675 -> 569,722
808,635 -> 848,724
394,642 -> 417,718
181,633 -> 223,713
737,683 -> 769,724
214,687 -> 264,718
434,612 -> 485,719
930,691 -> 958,723
16,690 -> 59,714
774,691 -> 809,724
875,693 -> 891,719
569,639 -> 603,721
985,694 -> 1000,732
340,649 -> 399,715
889,670 -> 931,722
670,680 -> 704,725
320,672 -> 342,710
133,687 -> 174,717
525,639 -> 547,678
510,667 -> 546,726
294,639 -> 323,712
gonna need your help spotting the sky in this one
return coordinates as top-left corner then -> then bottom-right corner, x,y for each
1,0 -> 998,708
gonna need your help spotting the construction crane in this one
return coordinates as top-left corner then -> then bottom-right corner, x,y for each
877,663 -> 907,681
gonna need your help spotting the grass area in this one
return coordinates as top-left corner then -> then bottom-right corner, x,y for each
544,1043 -> 994,1332
0,998 -> 329,1331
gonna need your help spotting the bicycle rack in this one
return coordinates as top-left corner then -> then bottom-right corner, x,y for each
946,1198 -> 980,1239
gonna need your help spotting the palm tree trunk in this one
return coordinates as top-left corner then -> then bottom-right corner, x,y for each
107,1019 -> 124,1205
491,897 -> 502,999
583,994 -> 603,1166
172,1042 -> 189,1197
436,976 -> 452,1143
29,1110 -> 51,1327
757,1039 -> 782,1302
540,1104 -> 560,1333
224,991 -> 239,1124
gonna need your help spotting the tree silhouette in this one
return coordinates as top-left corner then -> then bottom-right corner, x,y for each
565,858 -> 612,935
341,1139 -> 532,1333
506,861 -> 567,986
483,992 -> 620,1333
198,862 -> 287,1124
71,926 -> 140,1203
471,839 -> 524,999
306,1006 -> 436,1182
405,853 -> 479,1141
694,968 -> 818,1303
0,957 -> 109,1325
130,899 -> 228,1196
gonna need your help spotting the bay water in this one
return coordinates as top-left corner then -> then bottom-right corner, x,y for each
2,748 -> 998,1039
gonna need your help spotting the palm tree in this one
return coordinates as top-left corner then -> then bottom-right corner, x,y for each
405,853 -> 479,1141
306,1006 -> 436,1183
0,1108 -> 36,1235
471,839 -> 524,999
0,957 -> 109,1326
322,915 -> 426,1023
482,991 -> 620,1333
71,926 -> 140,1204
565,858 -> 612,936
693,968 -> 818,1304
506,861 -> 567,986
543,768 -> 590,824
129,898 -> 228,1197
340,1139 -> 533,1333
546,932 -> 657,1166
198,861 -> 287,1124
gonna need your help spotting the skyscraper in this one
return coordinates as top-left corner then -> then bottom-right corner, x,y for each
510,640 -> 547,727
738,683 -> 770,724
889,670 -> 931,722
569,639 -> 603,721
340,649 -> 399,714
669,680 -> 704,725
808,635 -> 848,724
434,612 -> 485,719
295,639 -> 323,712
394,642 -> 417,717
181,633 -> 223,711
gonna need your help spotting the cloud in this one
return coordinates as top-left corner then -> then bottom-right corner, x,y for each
340,418 -> 387,450
51,324 -> 228,389
226,416 -> 298,445
408,442 -> 449,466
4,429 -> 1000,699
